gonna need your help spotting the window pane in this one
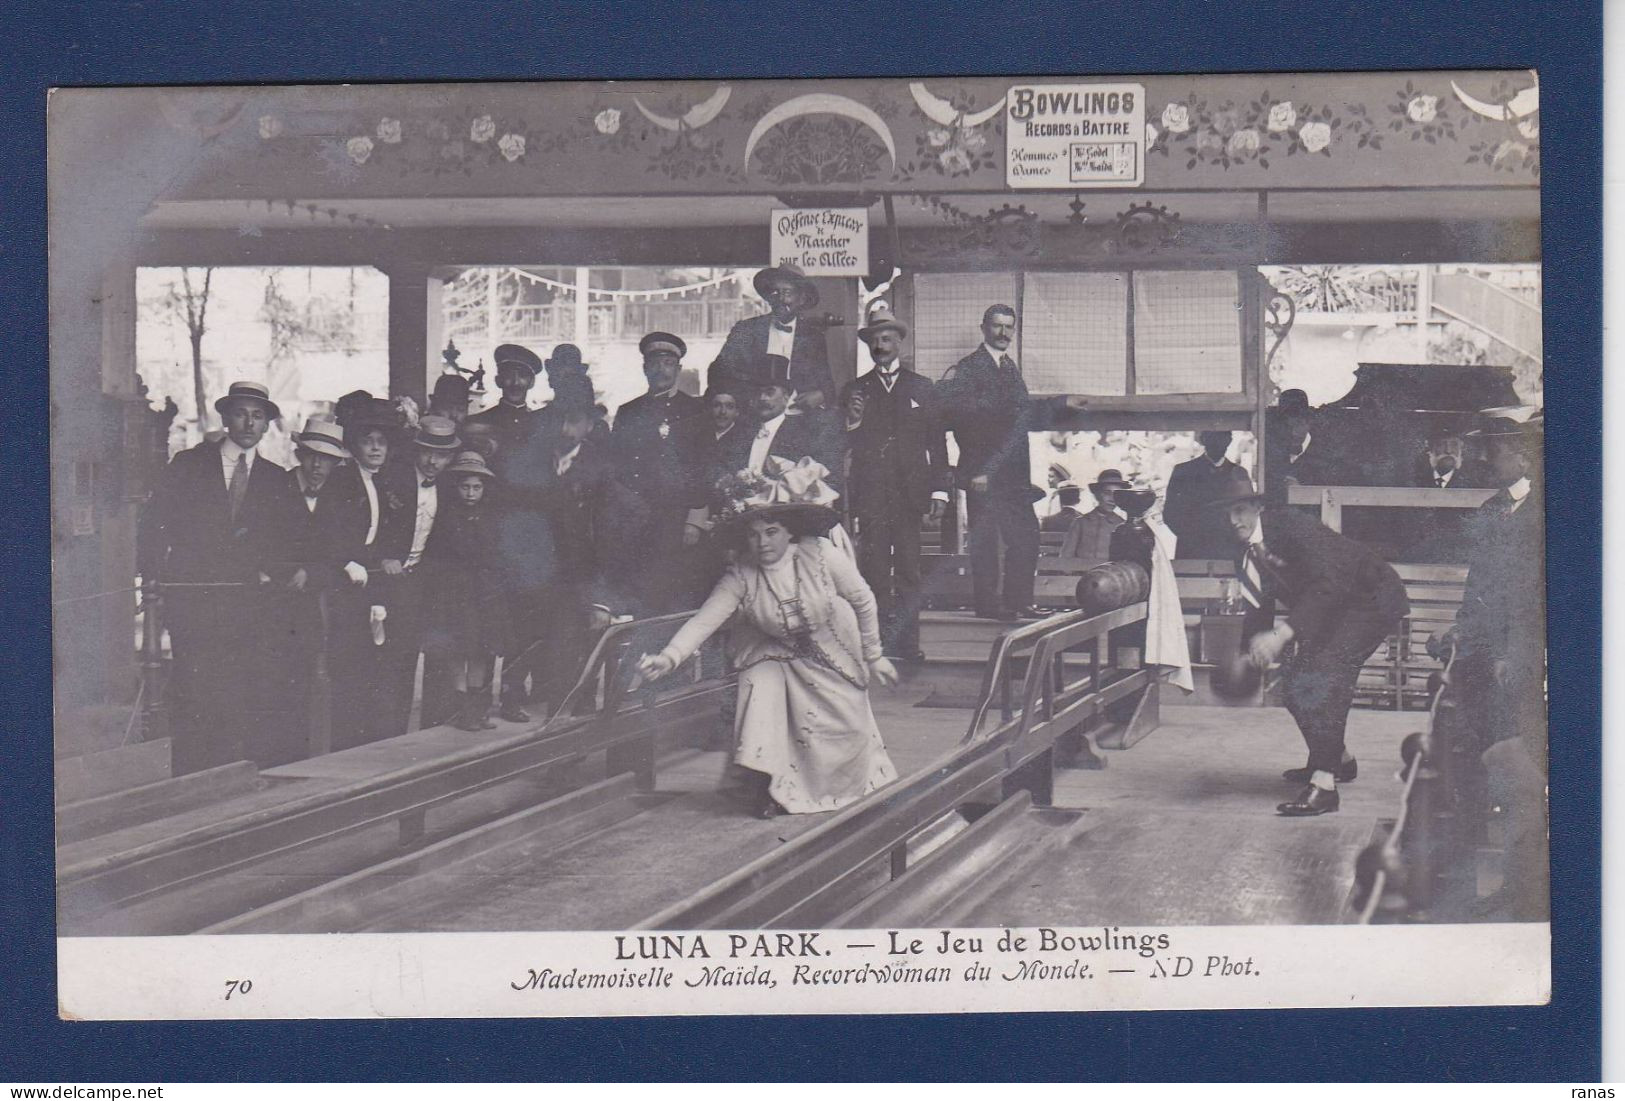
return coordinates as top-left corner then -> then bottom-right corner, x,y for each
1132,270 -> 1243,394
1022,272 -> 1129,394
912,272 -> 1020,380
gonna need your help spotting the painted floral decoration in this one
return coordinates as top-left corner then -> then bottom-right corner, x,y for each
1298,120 -> 1332,154
376,117 -> 402,144
346,136 -> 374,165
1389,80 -> 1457,144
1266,101 -> 1297,132
470,115 -> 496,143
498,133 -> 526,162
594,108 -> 621,135
257,114 -> 283,140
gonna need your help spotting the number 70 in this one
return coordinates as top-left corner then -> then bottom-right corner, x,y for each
224,979 -> 253,1000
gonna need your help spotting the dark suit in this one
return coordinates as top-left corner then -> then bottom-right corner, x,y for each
1237,509 -> 1409,774
1454,481 -> 1547,919
366,469 -> 446,743
840,367 -> 949,656
1058,508 -> 1122,564
758,409 -> 846,494
610,389 -> 706,613
269,470 -> 368,765
937,346 -> 1042,613
495,430 -> 628,712
709,313 -> 833,405
1403,453 -> 1496,562
465,401 -> 542,459
1164,456 -> 1256,559
137,441 -> 297,773
1041,505 -> 1086,533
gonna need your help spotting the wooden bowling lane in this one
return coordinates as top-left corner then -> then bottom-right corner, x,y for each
267,686 -> 976,933
963,706 -> 1413,926
954,808 -> 1381,927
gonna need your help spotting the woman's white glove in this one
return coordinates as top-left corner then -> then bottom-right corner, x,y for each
635,652 -> 678,681
868,657 -> 899,688
343,561 -> 368,586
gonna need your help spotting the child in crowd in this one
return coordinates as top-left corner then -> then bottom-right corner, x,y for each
423,450 -> 513,731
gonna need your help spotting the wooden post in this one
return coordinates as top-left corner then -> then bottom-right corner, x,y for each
139,583 -> 168,745
1320,488 -> 1343,532
382,263 -> 443,407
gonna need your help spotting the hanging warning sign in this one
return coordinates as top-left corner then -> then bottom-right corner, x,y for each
770,208 -> 869,275
1005,82 -> 1146,189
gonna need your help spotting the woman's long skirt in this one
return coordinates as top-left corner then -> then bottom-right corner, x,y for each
732,656 -> 897,814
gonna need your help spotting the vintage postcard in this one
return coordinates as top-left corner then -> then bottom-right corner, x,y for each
50,71 -> 1549,1020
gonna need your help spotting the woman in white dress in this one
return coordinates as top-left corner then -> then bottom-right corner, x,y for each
635,464 -> 899,817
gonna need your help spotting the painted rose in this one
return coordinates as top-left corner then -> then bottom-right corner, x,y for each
346,136 -> 374,165
962,127 -> 988,152
376,117 -> 402,144
1406,95 -> 1438,124
1226,128 -> 1261,158
498,133 -> 526,162
1196,130 -> 1223,155
470,115 -> 496,143
939,147 -> 972,174
1160,102 -> 1190,134
1266,101 -> 1296,132
594,108 -> 621,135
1145,122 -> 1160,147
1210,109 -> 1239,135
1492,139 -> 1530,169
258,114 -> 283,140
1299,120 -> 1332,153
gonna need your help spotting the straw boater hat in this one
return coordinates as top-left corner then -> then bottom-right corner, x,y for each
445,450 -> 495,480
214,380 -> 281,421
753,262 -> 820,310
294,416 -> 350,460
857,301 -> 908,342
713,456 -> 842,537
413,415 -> 462,450
492,343 -> 543,381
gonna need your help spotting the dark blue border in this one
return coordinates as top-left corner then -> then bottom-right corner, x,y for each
2,0 -> 1601,1081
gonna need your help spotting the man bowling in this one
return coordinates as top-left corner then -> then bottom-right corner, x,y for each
1217,489 -> 1410,816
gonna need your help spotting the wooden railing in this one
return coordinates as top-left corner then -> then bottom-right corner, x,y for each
1285,483 -> 1497,533
1351,645 -> 1481,922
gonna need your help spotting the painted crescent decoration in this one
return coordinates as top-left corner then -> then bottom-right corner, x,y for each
1451,73 -> 1539,121
633,85 -> 733,132
743,92 -> 897,170
909,82 -> 1007,129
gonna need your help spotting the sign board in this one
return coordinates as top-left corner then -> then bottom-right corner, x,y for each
1005,83 -> 1146,189
770,208 -> 869,276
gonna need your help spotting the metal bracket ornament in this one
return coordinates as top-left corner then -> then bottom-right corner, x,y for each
1114,202 -> 1182,253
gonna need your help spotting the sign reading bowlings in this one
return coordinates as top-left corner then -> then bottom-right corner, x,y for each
1006,83 -> 1146,189
770,208 -> 869,276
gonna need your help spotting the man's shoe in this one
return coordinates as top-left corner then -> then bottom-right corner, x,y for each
1282,757 -> 1358,784
973,606 -> 1004,620
1277,785 -> 1340,816
995,608 -> 1021,622
1011,605 -> 1045,620
498,698 -> 531,724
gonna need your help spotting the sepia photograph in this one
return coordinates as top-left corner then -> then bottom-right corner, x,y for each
49,70 -> 1551,1019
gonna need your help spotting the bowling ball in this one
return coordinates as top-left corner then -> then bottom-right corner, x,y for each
1211,652 -> 1262,699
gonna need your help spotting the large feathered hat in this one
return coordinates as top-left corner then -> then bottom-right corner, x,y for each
713,456 -> 842,536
